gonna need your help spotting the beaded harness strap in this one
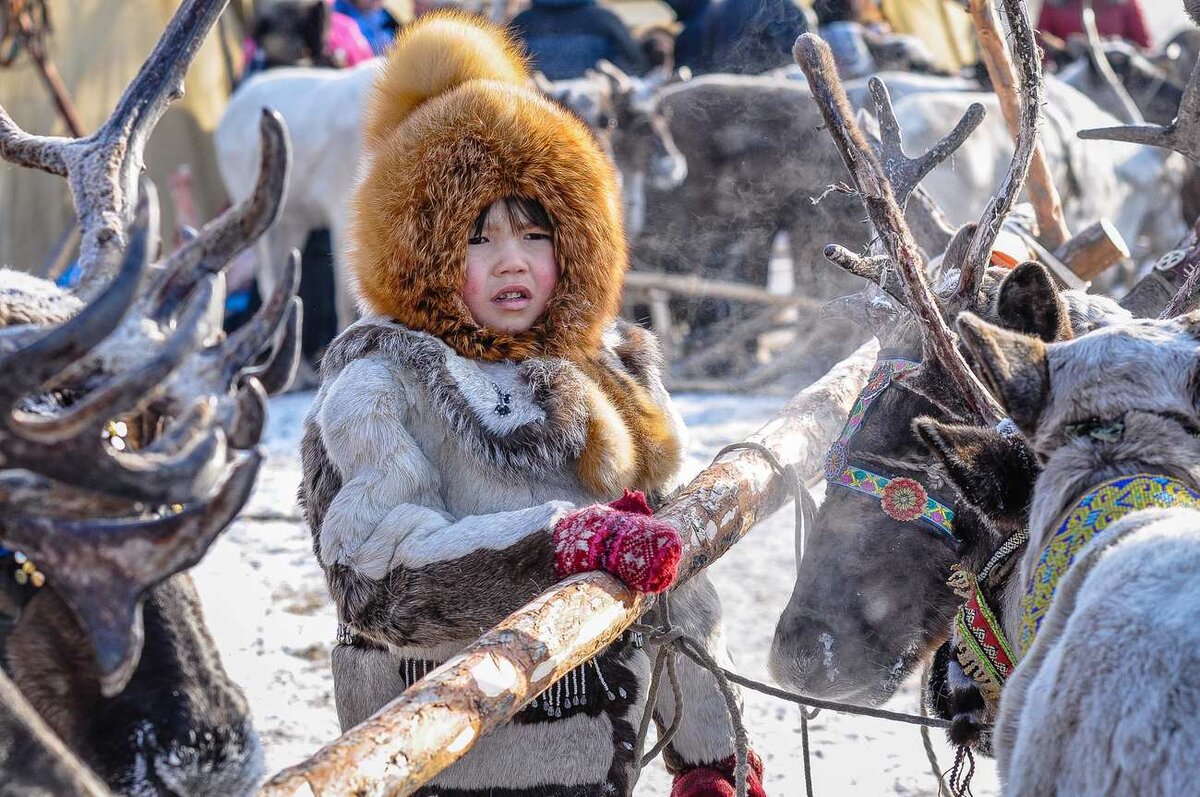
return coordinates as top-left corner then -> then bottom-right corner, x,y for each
1018,473 -> 1200,655
823,358 -> 957,544
946,527 -> 1027,704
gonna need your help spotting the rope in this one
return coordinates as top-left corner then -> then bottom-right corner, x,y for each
623,440 -> 964,796
920,661 -> 954,797
949,744 -> 976,797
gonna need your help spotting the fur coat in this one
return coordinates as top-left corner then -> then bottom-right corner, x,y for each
298,15 -> 744,794
299,318 -> 740,795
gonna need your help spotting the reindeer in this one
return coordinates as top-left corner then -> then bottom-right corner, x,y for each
772,0 -> 1200,712
215,57 -> 687,335
0,1 -> 300,792
766,3 -> 1168,707
919,303 -> 1200,795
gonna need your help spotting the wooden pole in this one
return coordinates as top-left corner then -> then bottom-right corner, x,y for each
624,270 -> 823,312
259,339 -> 880,797
967,0 -> 1070,251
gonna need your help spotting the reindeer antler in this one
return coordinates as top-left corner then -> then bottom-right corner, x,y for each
0,0 -> 231,298
147,109 -> 292,320
955,0 -> 1044,299
1079,56 -> 1200,165
0,0 -> 301,698
868,77 -> 985,208
0,452 -> 261,696
794,33 -> 1003,423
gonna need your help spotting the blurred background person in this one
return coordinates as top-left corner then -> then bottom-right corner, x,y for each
510,0 -> 647,79
334,0 -> 402,54
697,0 -> 812,74
876,0 -> 976,73
1036,0 -> 1153,50
242,0 -> 374,79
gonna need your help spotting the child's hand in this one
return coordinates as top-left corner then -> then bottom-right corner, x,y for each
552,490 -> 682,593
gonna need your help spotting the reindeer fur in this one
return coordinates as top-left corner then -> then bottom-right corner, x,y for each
953,309 -> 1200,795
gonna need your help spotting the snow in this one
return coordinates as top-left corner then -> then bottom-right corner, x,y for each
193,389 -> 998,795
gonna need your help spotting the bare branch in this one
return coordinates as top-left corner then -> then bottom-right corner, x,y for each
1079,56 -> 1200,166
868,77 -> 985,207
0,452 -> 261,695
958,0 -> 1050,297
260,341 -> 879,797
792,33 -> 1004,422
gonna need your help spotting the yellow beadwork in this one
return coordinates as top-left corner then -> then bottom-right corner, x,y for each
1019,474 -> 1200,654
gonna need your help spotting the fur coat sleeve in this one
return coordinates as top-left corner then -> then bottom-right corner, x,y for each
308,355 -> 573,648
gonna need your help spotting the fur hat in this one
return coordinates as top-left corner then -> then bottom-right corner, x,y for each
350,11 -> 627,363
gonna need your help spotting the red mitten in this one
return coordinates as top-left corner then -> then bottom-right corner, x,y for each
552,490 -> 681,593
670,751 -> 767,797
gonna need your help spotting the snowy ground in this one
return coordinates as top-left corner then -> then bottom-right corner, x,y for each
193,388 -> 999,795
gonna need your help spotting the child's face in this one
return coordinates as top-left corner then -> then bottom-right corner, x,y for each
462,202 -> 558,334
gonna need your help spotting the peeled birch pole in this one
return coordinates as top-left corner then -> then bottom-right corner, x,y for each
968,0 -> 1070,251
259,339 -> 880,797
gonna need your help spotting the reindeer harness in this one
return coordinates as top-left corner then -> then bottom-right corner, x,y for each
1018,473 -> 1200,655
823,358 -> 957,544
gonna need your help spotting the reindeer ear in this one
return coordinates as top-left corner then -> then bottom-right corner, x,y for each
913,418 -> 1038,526
957,312 -> 1049,434
996,262 -> 1071,342
303,0 -> 330,55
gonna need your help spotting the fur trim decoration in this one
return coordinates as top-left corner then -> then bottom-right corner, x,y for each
350,11 -> 627,365
319,318 -> 682,498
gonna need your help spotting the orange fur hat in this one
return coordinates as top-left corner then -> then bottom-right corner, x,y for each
349,11 -> 627,363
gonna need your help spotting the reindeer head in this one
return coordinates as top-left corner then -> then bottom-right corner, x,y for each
960,310 -> 1200,523
770,17 -> 1127,703
537,62 -> 687,238
0,3 -> 300,789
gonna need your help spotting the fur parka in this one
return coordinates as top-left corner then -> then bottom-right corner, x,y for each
299,15 -> 743,795
300,318 -> 739,794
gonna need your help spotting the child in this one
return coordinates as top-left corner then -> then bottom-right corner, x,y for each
299,12 -> 766,796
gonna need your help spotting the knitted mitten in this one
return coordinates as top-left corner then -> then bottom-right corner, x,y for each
670,751 -> 766,797
552,490 -> 681,593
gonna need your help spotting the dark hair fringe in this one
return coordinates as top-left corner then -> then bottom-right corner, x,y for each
471,197 -> 555,239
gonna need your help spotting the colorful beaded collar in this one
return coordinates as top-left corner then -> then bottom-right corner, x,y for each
823,358 -> 957,544
1018,473 -> 1200,655
947,527 -> 1027,706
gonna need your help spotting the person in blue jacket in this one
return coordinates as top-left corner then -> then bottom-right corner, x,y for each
665,0 -> 713,72
333,0 -> 400,56
510,0 -> 647,80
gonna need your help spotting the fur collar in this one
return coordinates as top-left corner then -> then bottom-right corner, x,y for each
320,317 -> 682,496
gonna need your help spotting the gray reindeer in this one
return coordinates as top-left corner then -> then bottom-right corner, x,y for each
769,0 -> 1200,709
0,1 -> 300,793
919,304 -> 1200,796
